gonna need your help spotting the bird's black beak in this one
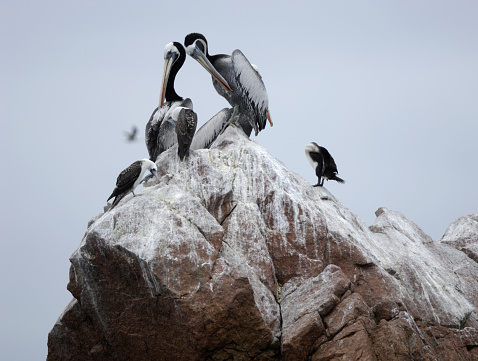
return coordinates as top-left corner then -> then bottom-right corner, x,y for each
186,45 -> 232,92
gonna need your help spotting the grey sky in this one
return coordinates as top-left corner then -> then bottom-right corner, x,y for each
1,1 -> 477,359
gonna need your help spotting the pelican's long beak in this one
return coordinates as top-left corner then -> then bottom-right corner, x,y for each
150,168 -> 160,181
160,56 -> 175,107
187,46 -> 232,92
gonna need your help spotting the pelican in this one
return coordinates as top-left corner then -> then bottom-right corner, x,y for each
172,106 -> 197,160
107,159 -> 160,209
184,33 -> 273,137
305,142 -> 345,187
145,42 -> 192,162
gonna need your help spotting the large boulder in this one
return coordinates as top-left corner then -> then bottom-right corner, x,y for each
48,126 -> 478,360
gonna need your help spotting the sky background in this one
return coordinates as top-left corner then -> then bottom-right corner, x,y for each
1,0 -> 477,359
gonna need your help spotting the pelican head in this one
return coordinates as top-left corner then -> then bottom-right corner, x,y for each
160,42 -> 186,107
184,33 -> 232,92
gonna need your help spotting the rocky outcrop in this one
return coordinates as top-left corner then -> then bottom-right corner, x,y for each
48,126 -> 478,360
440,214 -> 478,263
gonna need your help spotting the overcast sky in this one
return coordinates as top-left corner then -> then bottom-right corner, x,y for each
1,1 -> 477,359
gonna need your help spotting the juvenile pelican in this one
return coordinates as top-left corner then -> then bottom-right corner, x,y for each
305,142 -> 345,187
107,159 -> 159,209
145,42 -> 192,162
184,33 -> 272,137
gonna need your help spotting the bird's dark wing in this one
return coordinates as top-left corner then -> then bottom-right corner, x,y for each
309,151 -> 323,164
231,49 -> 269,132
146,99 -> 191,161
177,109 -> 198,141
190,108 -> 233,150
145,107 -> 161,160
176,108 -> 198,160
111,161 -> 142,196
318,146 -> 338,173
109,192 -> 127,209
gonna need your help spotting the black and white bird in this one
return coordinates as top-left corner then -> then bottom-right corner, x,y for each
305,142 -> 345,187
107,159 -> 159,209
172,106 -> 197,160
184,33 -> 273,137
145,42 -> 193,162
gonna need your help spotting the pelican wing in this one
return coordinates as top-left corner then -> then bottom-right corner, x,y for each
157,120 -> 177,155
190,108 -> 233,150
231,49 -> 269,131
145,107 -> 160,159
176,109 -> 198,145
145,98 -> 193,161
145,104 -> 172,160
176,108 -> 198,160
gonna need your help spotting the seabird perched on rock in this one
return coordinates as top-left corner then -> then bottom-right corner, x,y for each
305,142 -> 345,187
145,42 -> 193,162
172,106 -> 197,160
107,159 -> 159,209
184,33 -> 272,137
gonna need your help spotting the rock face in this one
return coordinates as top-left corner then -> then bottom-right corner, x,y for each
48,126 -> 478,360
440,214 -> 478,263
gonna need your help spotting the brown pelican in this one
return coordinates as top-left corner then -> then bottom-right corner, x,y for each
145,42 -> 192,162
184,33 -> 273,137
107,159 -> 159,209
305,142 -> 345,187
172,106 -> 197,160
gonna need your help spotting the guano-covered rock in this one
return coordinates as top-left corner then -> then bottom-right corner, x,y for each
48,126 -> 478,361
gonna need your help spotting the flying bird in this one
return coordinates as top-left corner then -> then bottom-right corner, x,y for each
305,142 -> 345,187
145,42 -> 193,162
125,126 -> 139,142
172,106 -> 198,160
184,33 -> 273,137
107,159 -> 159,209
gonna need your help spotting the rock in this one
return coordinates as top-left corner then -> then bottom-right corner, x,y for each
440,214 -> 478,262
369,207 -> 478,327
48,127 -> 478,360
280,265 -> 350,360
323,293 -> 372,337
373,315 -> 431,361
312,322 -> 377,361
